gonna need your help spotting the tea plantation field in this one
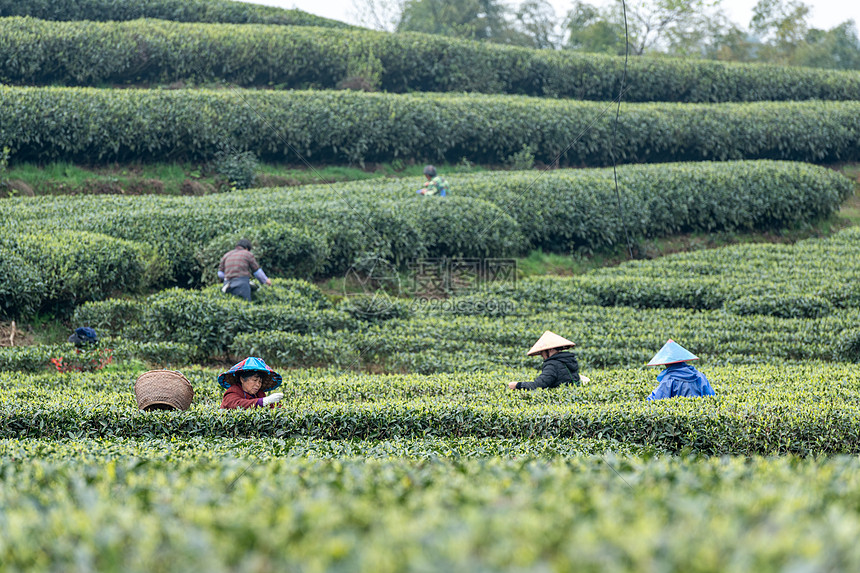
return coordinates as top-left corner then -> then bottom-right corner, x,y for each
3,361 -> 860,572
3,0 -> 860,570
2,158 -> 859,573
3,441 -> 860,572
4,220 -> 860,570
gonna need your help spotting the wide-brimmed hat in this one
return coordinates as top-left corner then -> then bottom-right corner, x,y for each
647,339 -> 698,366
217,356 -> 282,391
527,331 -> 576,356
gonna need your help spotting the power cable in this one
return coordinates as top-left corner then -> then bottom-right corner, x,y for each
612,0 -> 635,261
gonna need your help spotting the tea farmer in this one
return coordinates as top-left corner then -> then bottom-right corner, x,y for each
417,165 -> 449,196
508,331 -> 589,390
218,238 -> 272,302
219,357 -> 284,409
646,339 -> 715,401
68,326 -> 99,347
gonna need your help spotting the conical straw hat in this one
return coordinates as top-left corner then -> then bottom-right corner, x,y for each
647,339 -> 698,366
217,356 -> 283,391
527,331 -> 576,356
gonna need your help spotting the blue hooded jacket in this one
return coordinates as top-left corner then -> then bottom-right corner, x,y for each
646,363 -> 714,401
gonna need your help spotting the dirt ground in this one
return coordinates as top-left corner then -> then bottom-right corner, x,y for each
0,322 -> 35,347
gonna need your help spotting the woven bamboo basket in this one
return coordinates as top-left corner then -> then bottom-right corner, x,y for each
135,370 -> 194,411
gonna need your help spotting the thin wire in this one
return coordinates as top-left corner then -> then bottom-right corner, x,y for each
612,0 -> 634,261
474,86 -> 632,243
599,0 -> 635,489
473,7 -> 637,250
601,455 -> 634,490
225,457 -> 255,493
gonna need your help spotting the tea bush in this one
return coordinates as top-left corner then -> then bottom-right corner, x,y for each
195,222 -> 330,283
0,249 -> 45,319
726,294 -> 834,319
5,449 -> 860,571
0,0 -> 346,27
2,364 -> 860,456
141,286 -> 356,356
3,86 -> 860,166
0,339 -> 197,372
0,161 -> 848,294
2,16 -> 859,103
0,230 -> 159,317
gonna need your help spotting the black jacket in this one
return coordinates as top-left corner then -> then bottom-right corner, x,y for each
516,351 -> 580,390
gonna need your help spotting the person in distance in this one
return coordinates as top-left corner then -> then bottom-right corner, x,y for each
219,356 -> 284,409
508,330 -> 590,390
645,339 -> 715,400
416,165 -> 449,196
218,238 -> 272,302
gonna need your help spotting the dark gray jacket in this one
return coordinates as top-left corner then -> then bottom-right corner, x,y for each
516,351 -> 580,390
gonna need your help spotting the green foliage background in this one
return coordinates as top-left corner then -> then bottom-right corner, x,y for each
2,1 -> 860,570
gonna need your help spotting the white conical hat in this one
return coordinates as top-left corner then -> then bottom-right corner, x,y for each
647,339 -> 699,366
527,331 -> 576,356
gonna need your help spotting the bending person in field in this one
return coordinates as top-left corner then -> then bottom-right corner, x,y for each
218,238 -> 272,302
508,330 -> 590,390
219,356 -> 284,409
646,339 -> 715,400
416,165 -> 449,196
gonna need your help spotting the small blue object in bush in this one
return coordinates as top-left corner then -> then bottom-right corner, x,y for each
69,327 -> 99,347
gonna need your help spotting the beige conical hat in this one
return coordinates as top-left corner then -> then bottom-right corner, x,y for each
527,331 -> 576,356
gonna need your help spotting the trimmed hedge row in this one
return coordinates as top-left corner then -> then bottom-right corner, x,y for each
0,435 -> 645,460
725,294 -> 834,319
142,289 -> 356,356
195,222 -> 330,283
0,230 -> 159,318
3,86 -> 860,166
74,278 -> 334,329
0,339 -> 197,372
3,364 -> 860,456
7,451 -> 860,571
234,307 -> 860,373
5,399 -> 859,455
558,228 -> 860,313
1,163 -> 851,324
87,284 -> 860,369
453,161 -> 853,253
0,250 -> 44,319
1,162 -> 850,296
231,330 -> 359,370
2,16 -> 860,103
0,195 -> 518,289
74,280 -> 356,357
71,298 -> 145,336
0,0 -> 347,28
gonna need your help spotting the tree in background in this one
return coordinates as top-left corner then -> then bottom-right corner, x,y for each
396,0 -> 514,42
356,0 -> 562,48
351,0 -> 860,69
564,0 -> 627,54
564,0 -> 739,58
706,19 -> 758,62
750,0 -> 860,68
750,0 -> 810,63
616,0 -> 721,55
564,0 -> 860,68
793,21 -> 860,69
351,0 -> 405,32
512,0 -> 562,49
